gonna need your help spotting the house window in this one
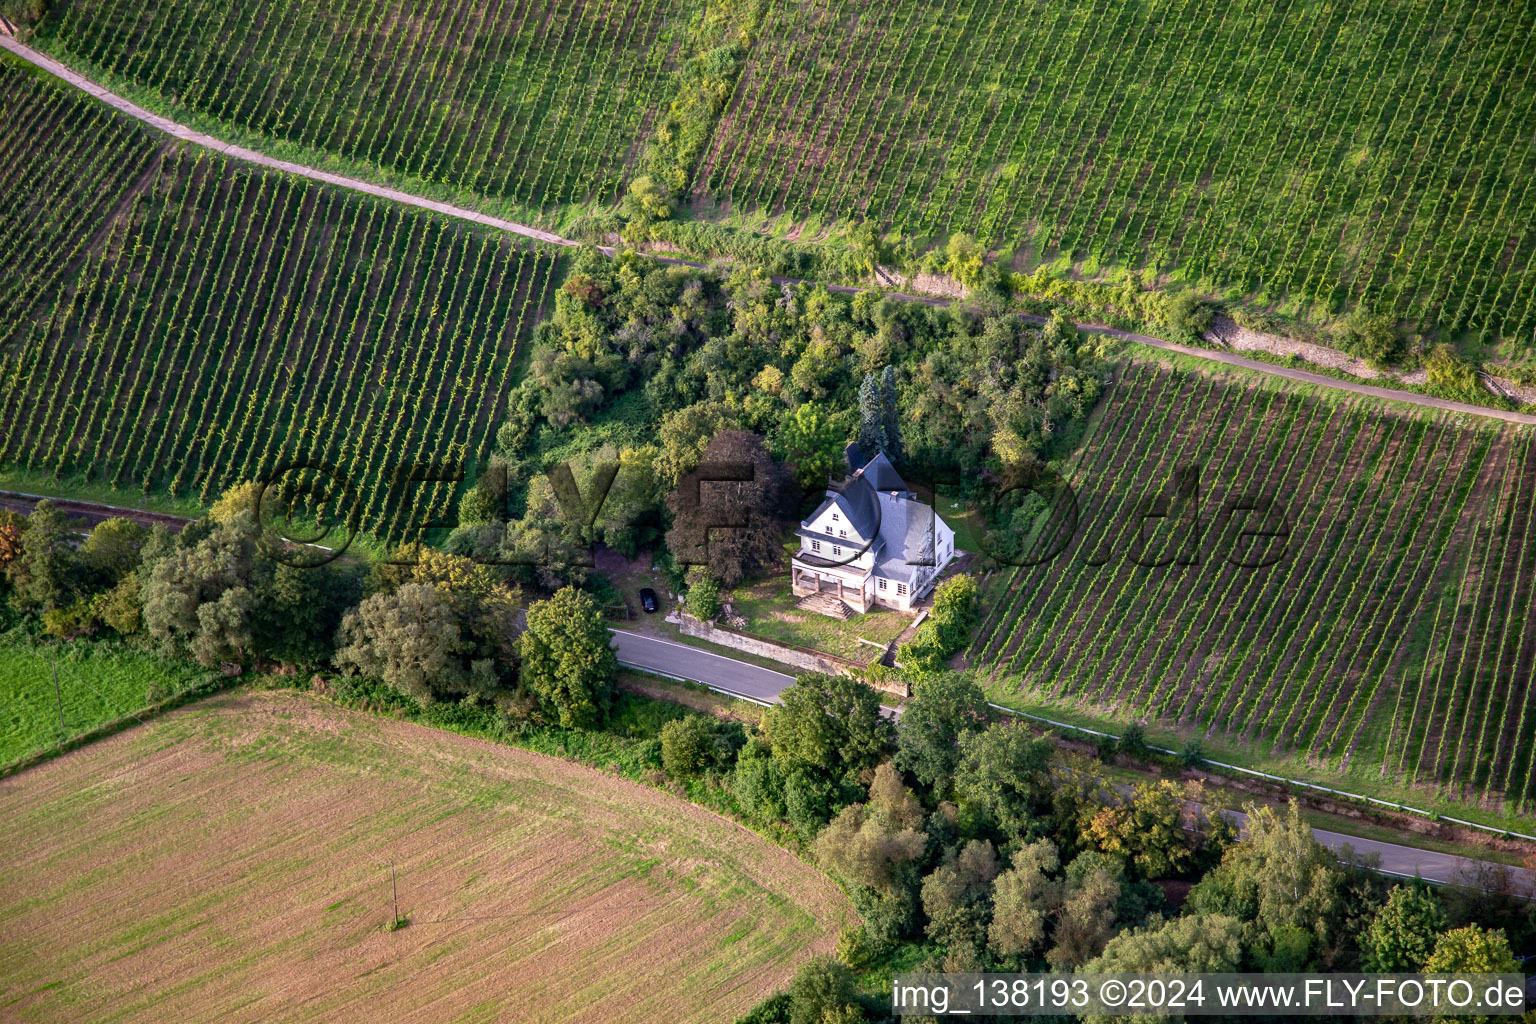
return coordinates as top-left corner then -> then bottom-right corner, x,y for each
825,525 -> 833,534
896,583 -> 907,596
839,529 -> 847,538
811,540 -> 821,552
832,513 -> 839,521
832,546 -> 842,557
878,579 -> 887,591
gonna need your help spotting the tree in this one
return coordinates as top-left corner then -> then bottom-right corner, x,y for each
407,550 -> 520,661
879,365 -> 903,462
1085,913 -> 1244,973
654,402 -> 735,487
6,500 -> 79,611
78,518 -> 148,588
260,560 -> 362,666
685,574 -> 721,620
1424,923 -> 1519,973
519,586 -> 617,728
787,956 -> 863,1024
731,737 -> 788,824
1187,800 -> 1345,961
774,403 -> 848,492
1048,853 -> 1122,968
928,574 -> 978,649
0,509 -> 24,577
765,673 -> 894,781
1335,306 -> 1403,365
1079,780 -> 1197,879
1163,291 -> 1213,337
665,429 -> 795,587
894,672 -> 990,794
954,722 -> 1055,843
623,174 -> 674,222
814,800 -> 927,894
334,584 -> 473,703
1361,885 -> 1446,972
943,232 -> 986,289
921,840 -> 999,954
847,220 -> 887,277
141,511 -> 268,666
866,761 -> 925,830
209,480 -> 265,525
856,368 -> 902,461
661,715 -> 721,778
1422,925 -> 1520,1024
988,839 -> 1061,960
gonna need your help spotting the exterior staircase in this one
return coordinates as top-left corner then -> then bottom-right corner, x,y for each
796,591 -> 854,620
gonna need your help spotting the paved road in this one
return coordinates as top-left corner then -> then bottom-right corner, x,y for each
611,631 -> 1534,892
1300,822 -> 1533,890
3,476 -> 1528,889
7,35 -> 1536,428
611,630 -> 795,706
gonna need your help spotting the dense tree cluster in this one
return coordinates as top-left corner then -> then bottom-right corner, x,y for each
496,249 -> 1108,521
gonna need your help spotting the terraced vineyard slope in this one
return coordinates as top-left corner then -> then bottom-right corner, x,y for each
973,359 -> 1536,809
34,0 -> 694,217
696,0 -> 1536,340
0,61 -> 561,546
28,0 -> 1536,341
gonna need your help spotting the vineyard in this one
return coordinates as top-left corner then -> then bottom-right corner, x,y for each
24,0 -> 1536,342
33,0 -> 693,216
972,359 -> 1536,810
697,0 -> 1536,342
0,62 -> 561,546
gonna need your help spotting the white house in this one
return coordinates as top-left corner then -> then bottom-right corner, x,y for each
791,449 -> 957,615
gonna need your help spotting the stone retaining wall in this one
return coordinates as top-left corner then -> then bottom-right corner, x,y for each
676,614 -> 910,699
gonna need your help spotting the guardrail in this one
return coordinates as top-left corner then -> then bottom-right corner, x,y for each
987,703 -> 1536,845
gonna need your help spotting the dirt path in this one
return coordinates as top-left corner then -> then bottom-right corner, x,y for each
0,489 -> 194,531
6,36 -> 1536,428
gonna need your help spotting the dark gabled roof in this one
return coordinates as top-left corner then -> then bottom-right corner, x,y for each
800,482 -> 881,540
800,452 -> 914,549
844,441 -> 869,473
858,451 -> 907,494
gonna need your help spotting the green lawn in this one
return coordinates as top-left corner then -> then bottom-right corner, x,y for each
728,577 -> 912,663
0,639 -> 208,766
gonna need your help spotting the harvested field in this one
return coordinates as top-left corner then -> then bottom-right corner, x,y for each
0,690 -> 851,1023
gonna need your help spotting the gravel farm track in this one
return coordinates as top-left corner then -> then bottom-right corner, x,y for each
3,34 -> 1534,429
0,691 -> 851,1024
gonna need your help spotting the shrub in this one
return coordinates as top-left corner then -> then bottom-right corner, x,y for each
834,925 -> 880,969
660,715 -> 716,777
1334,306 -> 1404,365
1423,343 -> 1486,404
686,576 -> 721,620
1163,291 -> 1214,337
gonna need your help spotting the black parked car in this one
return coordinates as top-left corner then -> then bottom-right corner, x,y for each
638,587 -> 659,613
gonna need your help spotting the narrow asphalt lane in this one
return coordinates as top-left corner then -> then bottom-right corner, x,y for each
613,631 -> 1532,893
1208,805 -> 1533,892
610,630 -> 795,706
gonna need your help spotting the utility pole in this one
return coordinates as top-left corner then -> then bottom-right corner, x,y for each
53,661 -> 64,735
